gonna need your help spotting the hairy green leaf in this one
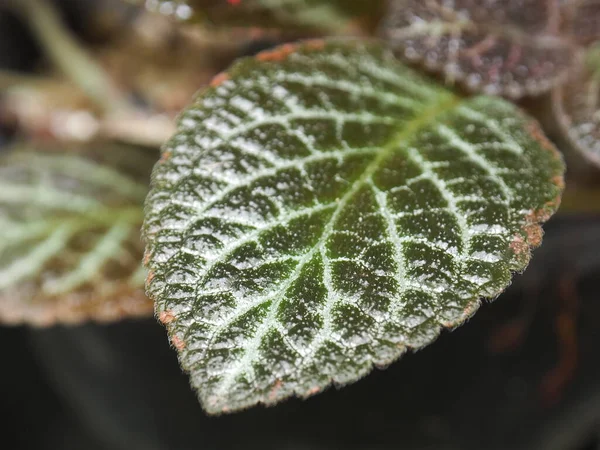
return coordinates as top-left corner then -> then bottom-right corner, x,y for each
0,147 -> 153,326
551,44 -> 600,168
143,40 -> 565,414
380,0 -> 577,98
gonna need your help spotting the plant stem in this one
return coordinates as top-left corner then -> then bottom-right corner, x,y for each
0,70 -> 47,89
4,1 -> 174,148
15,0 -> 131,116
101,114 -> 176,148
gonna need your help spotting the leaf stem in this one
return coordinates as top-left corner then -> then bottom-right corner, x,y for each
586,43 -> 600,78
0,70 -> 47,89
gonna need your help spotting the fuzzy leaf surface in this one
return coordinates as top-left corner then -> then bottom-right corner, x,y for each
144,40 -> 565,414
380,0 -> 577,98
0,148 -> 153,326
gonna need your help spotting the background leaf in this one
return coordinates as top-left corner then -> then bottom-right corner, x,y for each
380,0 -> 577,98
566,0 -> 600,45
141,0 -> 383,33
143,40 -> 565,414
550,44 -> 600,169
0,146 -> 153,326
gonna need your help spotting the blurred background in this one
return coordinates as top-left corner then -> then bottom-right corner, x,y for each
0,1 -> 599,449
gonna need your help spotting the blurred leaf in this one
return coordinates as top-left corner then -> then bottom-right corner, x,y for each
566,0 -> 600,45
141,0 -> 383,33
0,147 -> 154,326
380,0 -> 577,98
551,44 -> 600,168
143,40 -> 564,414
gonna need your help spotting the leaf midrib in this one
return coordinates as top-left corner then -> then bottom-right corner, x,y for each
209,91 -> 461,401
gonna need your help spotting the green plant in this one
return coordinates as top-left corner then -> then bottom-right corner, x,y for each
1,0 -> 598,416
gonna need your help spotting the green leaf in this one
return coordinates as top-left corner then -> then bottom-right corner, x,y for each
380,0 -> 578,98
0,147 -> 153,326
143,39 -> 565,414
141,0 -> 382,33
551,43 -> 600,168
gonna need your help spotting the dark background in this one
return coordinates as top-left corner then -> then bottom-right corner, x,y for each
0,1 -> 599,449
